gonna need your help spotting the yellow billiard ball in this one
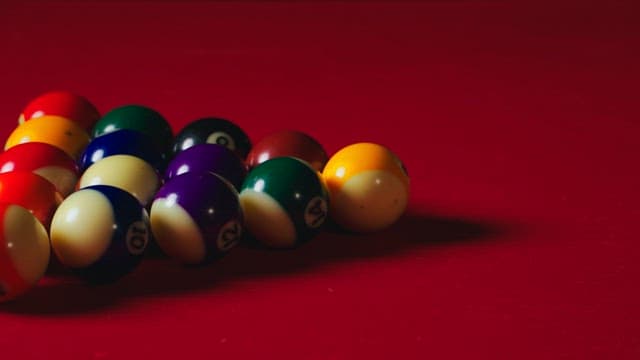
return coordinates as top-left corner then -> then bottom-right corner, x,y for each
322,142 -> 409,232
5,115 -> 90,160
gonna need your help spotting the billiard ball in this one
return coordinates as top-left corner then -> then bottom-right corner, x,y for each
0,203 -> 50,302
50,185 -> 150,283
92,105 -> 173,155
322,142 -> 409,232
246,130 -> 328,171
173,117 -> 252,159
19,90 -> 100,132
164,144 -> 247,190
5,115 -> 91,160
80,129 -> 165,173
150,172 -> 243,265
0,142 -> 80,197
0,172 -> 63,229
239,157 -> 329,248
78,155 -> 160,206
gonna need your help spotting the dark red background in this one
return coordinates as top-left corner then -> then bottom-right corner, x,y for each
1,1 -> 639,359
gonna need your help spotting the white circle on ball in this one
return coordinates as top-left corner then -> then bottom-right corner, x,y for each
304,196 -> 328,229
216,219 -> 242,252
126,220 -> 149,255
206,131 -> 236,150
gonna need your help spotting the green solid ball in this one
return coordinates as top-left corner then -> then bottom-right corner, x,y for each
239,156 -> 329,248
92,105 -> 173,154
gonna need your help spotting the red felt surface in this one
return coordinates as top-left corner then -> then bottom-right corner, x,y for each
1,1 -> 639,359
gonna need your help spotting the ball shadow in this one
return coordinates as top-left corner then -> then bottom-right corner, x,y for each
220,210 -> 511,277
0,210 -> 515,315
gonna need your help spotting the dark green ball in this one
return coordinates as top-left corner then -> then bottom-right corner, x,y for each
92,105 -> 173,154
239,157 -> 329,248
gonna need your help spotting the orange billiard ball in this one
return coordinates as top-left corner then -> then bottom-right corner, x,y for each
322,142 -> 409,232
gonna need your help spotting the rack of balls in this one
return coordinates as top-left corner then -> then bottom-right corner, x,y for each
0,91 -> 410,302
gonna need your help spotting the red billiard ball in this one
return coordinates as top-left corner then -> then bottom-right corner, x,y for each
0,142 -> 80,197
0,172 -> 63,229
246,130 -> 328,171
0,203 -> 50,302
19,91 -> 100,132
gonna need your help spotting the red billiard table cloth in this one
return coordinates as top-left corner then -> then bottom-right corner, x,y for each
1,1 -> 639,359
